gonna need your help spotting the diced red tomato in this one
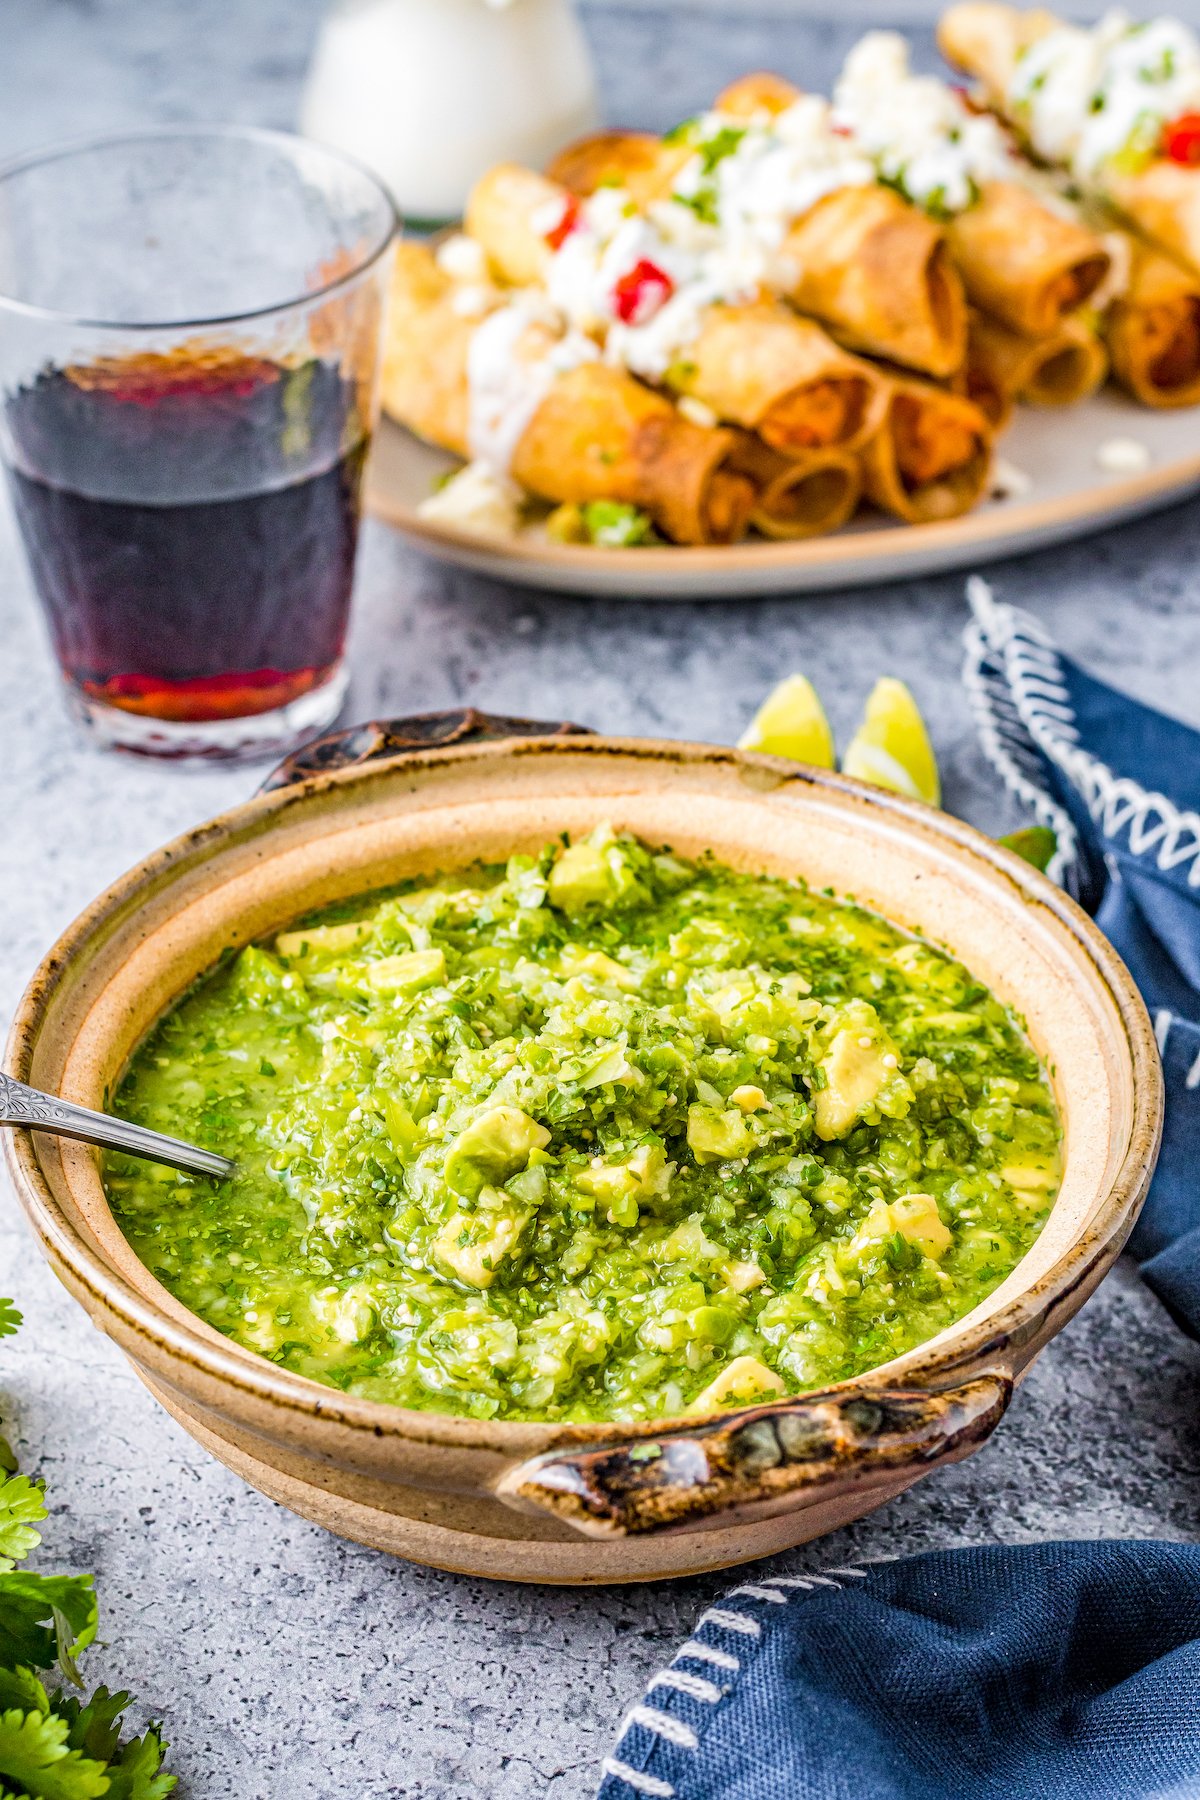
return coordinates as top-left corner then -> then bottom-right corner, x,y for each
1164,113 -> 1200,166
830,121 -> 853,137
544,194 -> 582,251
612,258 -> 675,324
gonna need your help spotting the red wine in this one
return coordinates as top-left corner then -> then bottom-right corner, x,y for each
5,352 -> 367,724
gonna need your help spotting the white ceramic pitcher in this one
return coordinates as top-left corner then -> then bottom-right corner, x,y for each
301,0 -> 600,224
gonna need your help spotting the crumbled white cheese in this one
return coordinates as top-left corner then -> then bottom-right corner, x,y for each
436,232 -> 490,282
449,283 -> 495,319
703,95 -> 876,249
677,394 -> 720,428
1095,435 -> 1152,473
833,31 -> 1012,214
417,461 -> 524,537
991,457 -> 1034,499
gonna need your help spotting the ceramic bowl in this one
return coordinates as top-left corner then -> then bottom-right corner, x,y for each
3,714 -> 1163,1584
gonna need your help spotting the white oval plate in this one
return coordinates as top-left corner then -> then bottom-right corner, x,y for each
365,392 -> 1200,598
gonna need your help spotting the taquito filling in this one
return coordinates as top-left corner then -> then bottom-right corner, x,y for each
891,394 -> 982,489
1026,342 -> 1095,403
1044,256 -> 1112,318
1005,13 -> 1200,181
763,376 -> 869,450
763,464 -> 855,525
1138,298 -> 1200,391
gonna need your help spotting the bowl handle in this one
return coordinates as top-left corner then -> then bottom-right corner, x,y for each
259,709 -> 593,792
494,1372 -> 1011,1538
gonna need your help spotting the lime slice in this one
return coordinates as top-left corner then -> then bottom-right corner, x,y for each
842,678 -> 941,806
737,674 -> 835,768
998,826 -> 1057,872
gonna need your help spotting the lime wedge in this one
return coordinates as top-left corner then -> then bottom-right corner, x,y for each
737,674 -> 836,768
842,678 -> 941,806
998,826 -> 1057,872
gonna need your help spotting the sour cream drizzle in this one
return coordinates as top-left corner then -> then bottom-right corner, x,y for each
466,297 -> 598,475
1007,10 -> 1200,178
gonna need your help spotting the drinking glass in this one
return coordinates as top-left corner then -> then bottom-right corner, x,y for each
0,127 -> 398,759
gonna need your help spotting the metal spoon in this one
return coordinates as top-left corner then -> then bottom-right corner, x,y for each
0,1072 -> 233,1180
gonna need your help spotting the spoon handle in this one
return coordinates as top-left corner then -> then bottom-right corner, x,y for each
0,1073 -> 233,1180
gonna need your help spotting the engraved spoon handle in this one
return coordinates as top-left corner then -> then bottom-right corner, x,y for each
0,1073 -> 233,1180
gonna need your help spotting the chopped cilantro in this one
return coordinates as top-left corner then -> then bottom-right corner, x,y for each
671,185 -> 720,227
697,125 -> 746,174
581,501 -> 662,547
663,116 -> 702,147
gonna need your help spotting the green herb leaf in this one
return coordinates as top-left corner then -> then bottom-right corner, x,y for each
0,1474 -> 47,1571
0,1573 -> 97,1678
582,501 -> 661,548
0,1705 -> 109,1800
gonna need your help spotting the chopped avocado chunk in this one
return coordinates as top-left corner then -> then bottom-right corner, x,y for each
851,1193 -> 952,1262
443,1105 -> 551,1200
367,948 -> 446,993
276,919 -> 374,958
687,1104 -> 756,1163
997,826 -> 1057,873
559,946 -> 640,990
813,1003 -> 909,1140
729,1084 -> 767,1112
548,842 -> 616,914
688,1355 -> 786,1413
434,1191 -> 530,1288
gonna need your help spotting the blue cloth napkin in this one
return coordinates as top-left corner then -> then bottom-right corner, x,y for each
961,578 -> 1200,1337
598,586 -> 1200,1800
598,1542 -> 1200,1799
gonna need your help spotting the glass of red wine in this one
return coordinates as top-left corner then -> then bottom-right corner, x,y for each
0,127 -> 398,759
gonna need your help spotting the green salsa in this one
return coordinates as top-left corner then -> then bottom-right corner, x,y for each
108,828 -> 1060,1423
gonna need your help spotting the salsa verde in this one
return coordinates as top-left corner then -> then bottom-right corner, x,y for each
108,828 -> 1060,1423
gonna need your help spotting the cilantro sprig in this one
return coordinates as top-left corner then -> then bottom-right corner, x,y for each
0,1303 -> 175,1799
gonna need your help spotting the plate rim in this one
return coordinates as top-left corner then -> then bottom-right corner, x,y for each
365,419 -> 1200,586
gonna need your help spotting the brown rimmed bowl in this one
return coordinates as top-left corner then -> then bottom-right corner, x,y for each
3,713 -> 1163,1584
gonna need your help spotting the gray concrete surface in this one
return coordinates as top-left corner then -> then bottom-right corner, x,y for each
1,4 -> 1199,1797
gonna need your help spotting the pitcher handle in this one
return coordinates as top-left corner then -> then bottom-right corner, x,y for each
260,708 -> 593,791
495,1373 -> 1011,1538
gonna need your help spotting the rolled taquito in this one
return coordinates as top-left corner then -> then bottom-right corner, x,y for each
383,243 -> 757,545
725,434 -> 863,538
714,72 -> 806,120
717,77 -> 970,377
860,378 -> 993,523
939,5 -> 1200,277
944,183 -> 1109,338
478,115 -> 966,379
966,310 -> 1108,427
1106,238 -> 1200,408
466,162 -> 963,393
546,131 -> 684,209
827,37 -> 1109,339
668,302 -> 888,454
781,185 -> 966,379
